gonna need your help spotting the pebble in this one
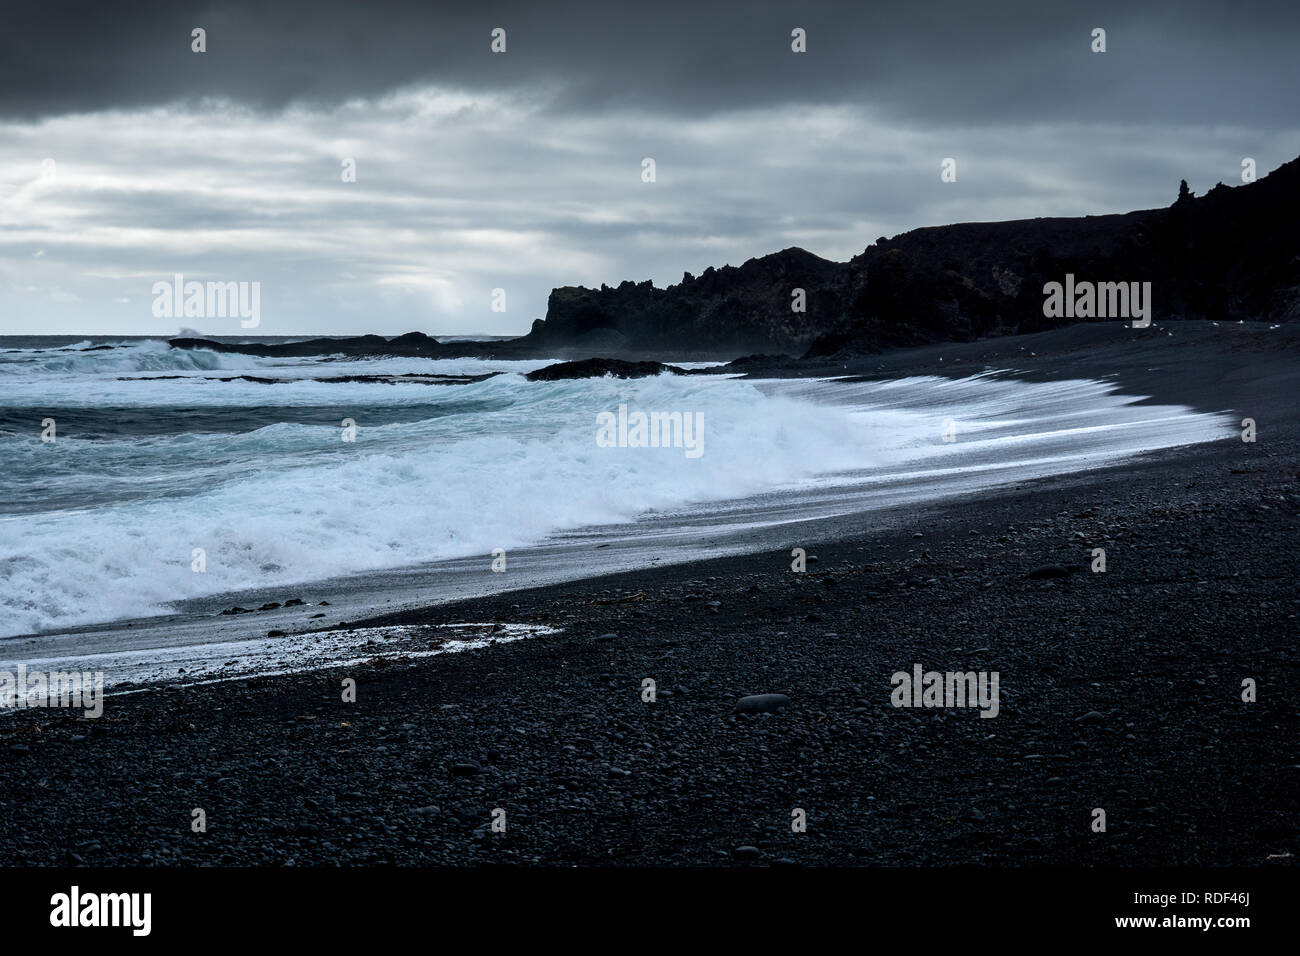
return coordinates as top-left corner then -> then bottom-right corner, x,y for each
1026,565 -> 1071,579
735,693 -> 791,715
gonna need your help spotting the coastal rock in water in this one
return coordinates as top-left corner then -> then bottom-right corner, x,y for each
525,358 -> 687,381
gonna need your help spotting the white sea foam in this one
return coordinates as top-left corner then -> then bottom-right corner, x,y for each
0,353 -> 1236,637
0,622 -> 560,696
0,337 -> 257,376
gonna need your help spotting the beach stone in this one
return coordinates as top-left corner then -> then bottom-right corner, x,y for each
733,845 -> 762,860
594,633 -> 616,643
735,693 -> 791,715
1026,564 -> 1071,579
450,761 -> 483,776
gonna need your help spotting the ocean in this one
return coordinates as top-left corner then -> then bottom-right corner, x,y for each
0,335 -> 1235,647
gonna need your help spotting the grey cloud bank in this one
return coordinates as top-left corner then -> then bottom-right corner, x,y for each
4,0 -> 1298,126
0,1 -> 1296,334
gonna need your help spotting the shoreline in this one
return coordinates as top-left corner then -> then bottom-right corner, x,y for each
1,324 -> 1296,866
2,334 -> 1240,667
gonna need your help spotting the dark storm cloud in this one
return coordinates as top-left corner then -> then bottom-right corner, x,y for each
3,1 -> 1297,336
2,0 -> 1298,125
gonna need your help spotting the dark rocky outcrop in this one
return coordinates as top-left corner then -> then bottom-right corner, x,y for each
524,157 -> 1300,359
166,331 -> 538,360
524,358 -> 688,381
518,246 -> 853,357
808,157 -> 1300,357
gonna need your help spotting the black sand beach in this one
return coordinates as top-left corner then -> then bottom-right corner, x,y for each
1,324 -> 1296,867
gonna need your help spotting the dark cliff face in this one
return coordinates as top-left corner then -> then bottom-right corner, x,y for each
525,157 -> 1300,359
521,246 -> 854,356
820,156 -> 1300,356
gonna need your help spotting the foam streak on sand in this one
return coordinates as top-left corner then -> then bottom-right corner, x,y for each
0,623 -> 560,702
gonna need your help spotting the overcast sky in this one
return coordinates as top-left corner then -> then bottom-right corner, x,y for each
1,0 -> 1298,336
